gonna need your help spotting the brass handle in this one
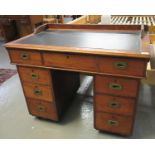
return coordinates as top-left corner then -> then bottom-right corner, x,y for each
109,83 -> 123,90
107,120 -> 119,126
20,53 -> 29,60
108,101 -> 120,108
33,89 -> 42,96
31,73 -> 39,80
37,105 -> 46,112
114,62 -> 128,69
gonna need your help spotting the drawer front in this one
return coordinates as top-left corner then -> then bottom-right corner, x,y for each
18,66 -> 51,85
95,75 -> 139,97
23,83 -> 53,102
27,98 -> 58,121
95,94 -> 136,116
43,53 -> 97,72
9,49 -> 42,65
97,57 -> 147,77
95,112 -> 133,135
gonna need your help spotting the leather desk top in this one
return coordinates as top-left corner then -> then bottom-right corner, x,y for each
16,30 -> 141,52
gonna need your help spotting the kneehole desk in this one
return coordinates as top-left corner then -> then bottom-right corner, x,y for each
4,24 -> 150,136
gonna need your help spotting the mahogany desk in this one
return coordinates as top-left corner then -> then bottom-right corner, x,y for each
4,24 -> 150,136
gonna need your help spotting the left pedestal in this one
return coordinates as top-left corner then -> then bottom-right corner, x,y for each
17,66 -> 80,121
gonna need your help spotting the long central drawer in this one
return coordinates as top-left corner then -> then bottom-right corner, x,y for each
43,52 -> 97,71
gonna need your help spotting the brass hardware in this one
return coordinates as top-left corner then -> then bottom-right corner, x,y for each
114,62 -> 128,69
31,73 -> 39,79
107,120 -> 119,126
33,89 -> 42,96
37,105 -> 46,112
20,53 -> 29,60
108,101 -> 120,108
109,83 -> 123,90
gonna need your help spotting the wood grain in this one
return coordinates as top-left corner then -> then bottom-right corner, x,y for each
95,112 -> 133,135
95,94 -> 136,116
22,82 -> 53,102
26,98 -> 58,121
9,49 -> 42,65
95,75 -> 140,97
18,66 -> 51,85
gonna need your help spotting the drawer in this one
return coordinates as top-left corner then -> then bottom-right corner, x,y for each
22,83 -> 53,102
43,53 -> 97,72
26,98 -> 58,121
95,75 -> 139,97
8,49 -> 42,65
95,112 -> 133,135
95,94 -> 136,116
18,66 -> 51,85
97,57 -> 147,77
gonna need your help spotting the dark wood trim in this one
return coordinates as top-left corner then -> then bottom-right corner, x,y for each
47,24 -> 142,31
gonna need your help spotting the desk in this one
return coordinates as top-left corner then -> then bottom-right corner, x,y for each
4,24 -> 150,136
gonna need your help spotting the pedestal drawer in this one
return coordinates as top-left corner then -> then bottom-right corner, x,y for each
97,57 -> 147,77
95,94 -> 136,116
18,66 -> 51,85
95,75 -> 139,97
8,49 -> 42,65
22,83 -> 53,102
95,112 -> 133,135
27,98 -> 58,121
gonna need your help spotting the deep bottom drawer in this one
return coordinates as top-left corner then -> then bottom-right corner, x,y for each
27,98 -> 58,121
95,112 -> 134,135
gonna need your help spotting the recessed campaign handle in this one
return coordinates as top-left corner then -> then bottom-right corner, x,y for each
20,53 -> 29,60
33,89 -> 42,96
107,120 -> 119,126
109,83 -> 123,90
108,101 -> 120,108
114,62 -> 128,69
37,105 -> 46,112
31,73 -> 39,80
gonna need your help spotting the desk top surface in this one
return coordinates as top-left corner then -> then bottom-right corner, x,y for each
4,24 -> 150,59
16,29 -> 141,52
